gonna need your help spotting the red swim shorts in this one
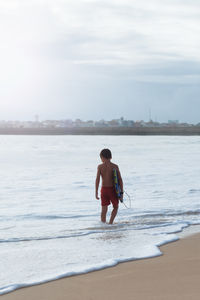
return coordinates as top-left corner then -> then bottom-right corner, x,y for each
101,187 -> 119,207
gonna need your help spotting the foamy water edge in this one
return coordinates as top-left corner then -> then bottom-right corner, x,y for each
1,224 -> 200,296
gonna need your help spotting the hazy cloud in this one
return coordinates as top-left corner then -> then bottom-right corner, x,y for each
0,0 -> 200,122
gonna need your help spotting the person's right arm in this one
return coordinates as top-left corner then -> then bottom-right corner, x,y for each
95,165 -> 101,200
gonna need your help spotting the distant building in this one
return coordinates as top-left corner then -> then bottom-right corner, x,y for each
146,120 -> 160,127
95,119 -> 108,127
121,120 -> 135,127
74,119 -> 85,127
85,120 -> 95,127
61,119 -> 73,127
168,120 -> 179,124
108,119 -> 120,127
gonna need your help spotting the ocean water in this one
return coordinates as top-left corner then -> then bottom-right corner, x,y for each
0,135 -> 200,295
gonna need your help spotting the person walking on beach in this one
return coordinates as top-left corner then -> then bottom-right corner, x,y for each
95,149 -> 123,224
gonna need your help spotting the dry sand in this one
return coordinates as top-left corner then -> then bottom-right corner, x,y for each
2,233 -> 200,300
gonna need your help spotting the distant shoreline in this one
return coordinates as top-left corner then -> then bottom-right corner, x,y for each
0,127 -> 200,135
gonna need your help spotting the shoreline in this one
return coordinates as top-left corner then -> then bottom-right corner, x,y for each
0,127 -> 200,135
1,226 -> 200,300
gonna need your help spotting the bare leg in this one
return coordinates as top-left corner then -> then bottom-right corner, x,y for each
109,206 -> 118,224
101,206 -> 108,223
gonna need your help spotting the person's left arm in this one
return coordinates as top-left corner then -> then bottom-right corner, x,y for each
117,166 -> 123,200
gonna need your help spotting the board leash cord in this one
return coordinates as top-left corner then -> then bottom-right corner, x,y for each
121,191 -> 132,209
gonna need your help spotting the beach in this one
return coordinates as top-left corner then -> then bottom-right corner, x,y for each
2,232 -> 200,300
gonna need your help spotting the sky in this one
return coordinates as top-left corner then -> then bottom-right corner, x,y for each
0,0 -> 200,123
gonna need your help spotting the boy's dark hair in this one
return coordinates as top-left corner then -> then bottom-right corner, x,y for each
100,148 -> 112,159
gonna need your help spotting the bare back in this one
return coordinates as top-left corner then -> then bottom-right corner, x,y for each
98,162 -> 119,187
